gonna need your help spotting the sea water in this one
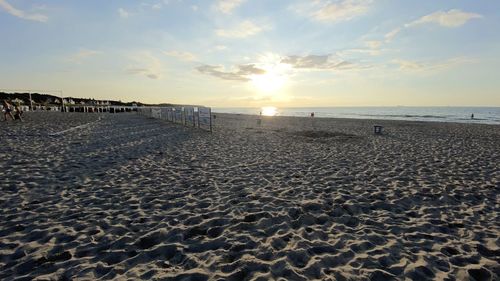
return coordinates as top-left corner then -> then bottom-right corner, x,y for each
212,107 -> 500,125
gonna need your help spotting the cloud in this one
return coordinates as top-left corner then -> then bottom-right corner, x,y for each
333,41 -> 383,57
214,45 -> 228,51
139,1 -> 167,10
197,53 -> 369,84
408,9 -> 482,28
337,47 -> 382,57
0,0 -> 48,22
196,64 -> 265,81
238,64 -> 266,75
67,49 -> 101,64
126,52 -> 163,79
293,0 -> 372,23
217,0 -> 245,14
385,9 -> 482,42
281,54 -> 360,70
118,8 -> 129,18
392,57 -> 476,72
163,51 -> 196,61
126,68 -> 160,79
215,20 -> 263,38
384,27 -> 402,42
364,40 -> 381,49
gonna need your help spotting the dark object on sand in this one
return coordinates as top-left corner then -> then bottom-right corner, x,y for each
374,125 -> 383,135
310,112 -> 314,118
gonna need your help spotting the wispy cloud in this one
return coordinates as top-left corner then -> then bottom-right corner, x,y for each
215,20 -> 263,38
0,0 -> 48,22
126,52 -> 163,79
163,50 -> 196,61
293,0 -> 372,23
126,68 -> 160,79
281,54 -> 364,71
152,3 -> 163,10
364,40 -> 381,49
337,47 -> 382,57
385,9 -> 482,42
216,0 -> 245,14
384,27 -> 402,42
336,40 -> 384,56
66,49 -> 101,64
196,64 -> 265,81
392,57 -> 476,72
118,8 -> 129,18
408,9 -> 482,28
214,45 -> 228,51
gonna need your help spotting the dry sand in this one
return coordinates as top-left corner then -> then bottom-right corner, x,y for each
0,112 -> 499,280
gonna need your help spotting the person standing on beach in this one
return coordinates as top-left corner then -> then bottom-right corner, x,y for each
2,100 -> 15,121
14,103 -> 24,121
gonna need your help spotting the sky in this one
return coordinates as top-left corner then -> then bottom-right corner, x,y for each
0,0 -> 499,107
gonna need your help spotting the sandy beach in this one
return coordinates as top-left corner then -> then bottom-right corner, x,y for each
0,111 -> 499,280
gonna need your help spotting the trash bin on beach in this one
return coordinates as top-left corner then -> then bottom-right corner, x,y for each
374,125 -> 383,135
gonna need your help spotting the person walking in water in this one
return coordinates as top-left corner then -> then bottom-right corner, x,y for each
471,113 -> 474,120
2,100 -> 15,121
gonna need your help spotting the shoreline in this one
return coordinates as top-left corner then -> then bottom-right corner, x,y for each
212,107 -> 500,126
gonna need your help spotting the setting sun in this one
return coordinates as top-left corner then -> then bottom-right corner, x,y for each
248,56 -> 290,94
250,71 -> 286,93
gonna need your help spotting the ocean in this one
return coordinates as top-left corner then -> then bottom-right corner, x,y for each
212,107 -> 500,125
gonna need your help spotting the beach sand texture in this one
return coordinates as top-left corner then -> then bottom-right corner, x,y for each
1,112 -> 499,280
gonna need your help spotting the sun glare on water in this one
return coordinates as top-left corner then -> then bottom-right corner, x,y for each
261,106 -> 278,116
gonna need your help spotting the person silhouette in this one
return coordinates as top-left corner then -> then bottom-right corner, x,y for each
471,113 -> 474,120
14,103 -> 23,121
2,100 -> 15,121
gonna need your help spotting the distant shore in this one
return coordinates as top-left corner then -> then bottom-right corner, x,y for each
1,112 -> 499,280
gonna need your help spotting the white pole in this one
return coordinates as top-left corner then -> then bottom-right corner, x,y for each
29,92 -> 33,110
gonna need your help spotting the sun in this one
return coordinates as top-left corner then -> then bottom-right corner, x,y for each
250,67 -> 287,93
